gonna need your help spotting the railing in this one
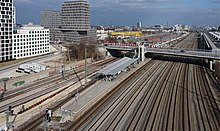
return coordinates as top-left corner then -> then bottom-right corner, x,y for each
105,44 -> 138,50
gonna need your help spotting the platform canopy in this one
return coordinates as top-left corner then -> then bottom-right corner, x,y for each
97,57 -> 139,76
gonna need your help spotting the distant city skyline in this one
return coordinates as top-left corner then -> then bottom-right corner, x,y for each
15,0 -> 220,26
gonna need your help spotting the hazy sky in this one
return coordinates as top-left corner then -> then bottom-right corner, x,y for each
14,0 -> 220,26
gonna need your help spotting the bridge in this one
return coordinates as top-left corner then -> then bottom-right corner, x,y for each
104,43 -> 138,51
104,44 -> 220,60
103,32 -> 220,70
104,40 -> 220,61
145,48 -> 220,60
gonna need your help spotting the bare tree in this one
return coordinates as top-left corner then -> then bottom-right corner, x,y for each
65,39 -> 104,61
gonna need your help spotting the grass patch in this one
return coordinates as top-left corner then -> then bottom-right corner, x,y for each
13,81 -> 25,87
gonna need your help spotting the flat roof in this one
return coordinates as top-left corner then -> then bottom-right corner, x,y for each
64,0 -> 88,4
204,33 -> 218,49
97,57 -> 139,76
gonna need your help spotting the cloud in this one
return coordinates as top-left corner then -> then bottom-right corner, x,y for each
89,0 -> 195,13
14,0 -> 220,26
90,0 -> 171,8
15,0 -> 218,13
210,0 -> 220,4
16,0 -> 175,12
15,0 -> 66,6
15,0 -> 34,3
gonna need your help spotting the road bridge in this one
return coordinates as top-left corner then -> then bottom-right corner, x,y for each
104,43 -> 138,51
144,48 -> 220,70
104,43 -> 220,70
103,33 -> 220,70
104,43 -> 220,60
145,48 -> 220,60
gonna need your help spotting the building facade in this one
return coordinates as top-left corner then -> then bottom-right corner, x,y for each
0,0 -> 13,61
49,28 -> 64,43
61,0 -> 90,31
13,6 -> 15,25
13,24 -> 50,59
41,10 -> 62,42
61,0 -> 96,43
41,0 -> 96,43
41,10 -> 61,29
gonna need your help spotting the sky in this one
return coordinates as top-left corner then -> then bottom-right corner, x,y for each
14,0 -> 220,26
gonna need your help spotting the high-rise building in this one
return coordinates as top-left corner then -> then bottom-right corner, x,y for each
0,0 -> 13,61
41,0 -> 96,43
61,0 -> 90,31
41,10 -> 61,29
41,10 -> 62,42
61,0 -> 96,43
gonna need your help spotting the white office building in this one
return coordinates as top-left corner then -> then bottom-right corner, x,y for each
13,24 -> 50,59
0,0 -> 13,61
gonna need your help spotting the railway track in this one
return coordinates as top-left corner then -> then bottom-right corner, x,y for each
0,58 -> 117,114
14,33 -> 220,130
64,60 -> 162,130
64,33 -> 220,130
83,61 -> 169,131
67,62 -> 220,131
11,58 -> 118,130
1,58 -> 116,102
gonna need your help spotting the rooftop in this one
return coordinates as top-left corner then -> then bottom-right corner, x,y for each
97,57 -> 139,76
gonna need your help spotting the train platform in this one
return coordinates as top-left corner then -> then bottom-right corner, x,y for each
55,59 -> 149,123
97,57 -> 139,77
203,33 -> 220,50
